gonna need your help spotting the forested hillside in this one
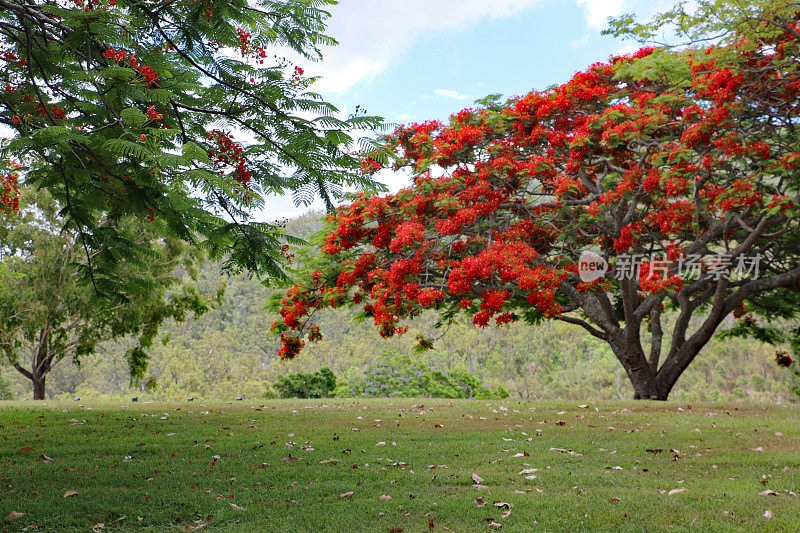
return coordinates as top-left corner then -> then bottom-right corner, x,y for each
1,210 -> 796,403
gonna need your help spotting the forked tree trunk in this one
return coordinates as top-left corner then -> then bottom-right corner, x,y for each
10,358 -> 50,400
611,340 -> 668,400
617,339 -> 706,400
568,257 -> 800,400
11,331 -> 53,400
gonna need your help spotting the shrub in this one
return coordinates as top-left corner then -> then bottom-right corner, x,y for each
272,368 -> 336,398
341,352 -> 508,399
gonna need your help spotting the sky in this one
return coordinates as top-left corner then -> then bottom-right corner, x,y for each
262,0 -> 676,219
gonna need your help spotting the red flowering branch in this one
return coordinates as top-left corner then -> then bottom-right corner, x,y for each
1,167 -> 20,214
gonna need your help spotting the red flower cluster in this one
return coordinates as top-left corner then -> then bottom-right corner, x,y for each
290,65 -> 304,86
236,28 -> 251,54
639,262 -> 683,294
775,351 -> 793,368
1,50 -> 25,67
360,157 -> 381,175
146,106 -> 163,121
1,170 -> 20,214
205,130 -> 251,186
278,334 -> 305,360
235,27 -> 269,65
102,47 -> 159,87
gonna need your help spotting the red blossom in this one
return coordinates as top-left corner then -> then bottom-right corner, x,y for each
147,106 -> 163,120
205,130 -> 251,187
1,171 -> 20,214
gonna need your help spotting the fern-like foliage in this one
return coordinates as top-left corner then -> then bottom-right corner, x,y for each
0,0 -> 385,291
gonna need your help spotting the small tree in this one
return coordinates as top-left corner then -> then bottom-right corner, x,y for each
272,5 -> 800,400
0,184 -> 214,399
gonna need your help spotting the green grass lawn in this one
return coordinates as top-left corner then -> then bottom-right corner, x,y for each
1,399 -> 799,532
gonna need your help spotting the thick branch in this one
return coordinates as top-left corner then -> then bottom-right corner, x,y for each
12,360 -> 33,381
648,307 -> 663,374
556,314 -> 608,340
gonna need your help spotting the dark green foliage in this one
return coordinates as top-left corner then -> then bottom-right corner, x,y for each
340,352 -> 508,399
0,0 -> 385,292
272,367 -> 336,398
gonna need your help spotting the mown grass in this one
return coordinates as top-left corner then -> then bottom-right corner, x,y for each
1,399 -> 799,532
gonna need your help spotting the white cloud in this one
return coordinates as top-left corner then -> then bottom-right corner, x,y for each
615,43 -> 640,56
576,0 -> 625,30
308,57 -> 385,94
570,34 -> 591,49
305,0 -> 547,94
433,89 -> 473,100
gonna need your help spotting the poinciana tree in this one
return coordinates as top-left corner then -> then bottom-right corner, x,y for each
272,7 -> 800,400
0,0 -> 383,292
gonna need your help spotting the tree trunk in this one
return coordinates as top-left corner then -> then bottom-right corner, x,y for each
32,334 -> 50,400
33,375 -> 46,400
611,339 -> 666,400
629,364 -> 666,400
655,346 -> 698,400
8,330 -> 53,400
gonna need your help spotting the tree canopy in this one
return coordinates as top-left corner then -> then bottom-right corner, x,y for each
0,182 -> 215,399
0,0 -> 384,293
272,5 -> 800,400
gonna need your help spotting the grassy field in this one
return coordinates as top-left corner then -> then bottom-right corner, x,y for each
1,399 -> 799,532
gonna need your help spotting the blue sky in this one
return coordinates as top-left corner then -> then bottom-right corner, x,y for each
322,0 -> 630,125
263,0 -> 673,219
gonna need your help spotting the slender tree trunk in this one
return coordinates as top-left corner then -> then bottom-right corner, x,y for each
32,334 -> 50,400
